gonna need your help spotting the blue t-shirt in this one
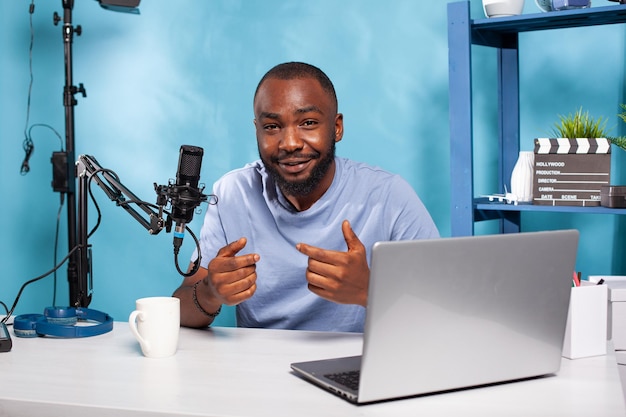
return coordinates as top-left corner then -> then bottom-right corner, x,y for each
194,157 -> 439,332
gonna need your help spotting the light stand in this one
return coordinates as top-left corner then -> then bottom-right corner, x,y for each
51,0 -> 140,308
52,0 -> 87,307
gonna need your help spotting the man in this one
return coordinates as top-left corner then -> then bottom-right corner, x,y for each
173,62 -> 438,332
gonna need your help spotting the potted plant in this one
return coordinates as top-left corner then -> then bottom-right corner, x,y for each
533,107 -> 614,207
547,105 -> 626,151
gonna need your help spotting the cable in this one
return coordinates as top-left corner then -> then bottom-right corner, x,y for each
29,123 -> 64,150
86,169 -> 119,237
174,226 -> 202,277
20,1 -> 36,175
15,1 -> 68,314
1,245 -> 82,324
19,0 -> 64,174
52,194 -> 65,306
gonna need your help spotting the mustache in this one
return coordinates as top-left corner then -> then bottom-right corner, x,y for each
272,151 -> 321,163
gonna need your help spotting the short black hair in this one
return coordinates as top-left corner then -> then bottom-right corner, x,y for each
254,62 -> 338,110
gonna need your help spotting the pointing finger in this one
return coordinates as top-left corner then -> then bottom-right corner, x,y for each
217,237 -> 247,258
342,220 -> 364,252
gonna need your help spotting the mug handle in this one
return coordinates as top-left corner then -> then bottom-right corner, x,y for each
128,310 -> 151,354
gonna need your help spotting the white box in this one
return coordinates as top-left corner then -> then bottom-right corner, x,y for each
562,281 -> 608,359
590,276 -> 626,353
610,287 -> 626,352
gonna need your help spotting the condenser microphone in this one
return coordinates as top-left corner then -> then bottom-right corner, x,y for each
170,145 -> 206,251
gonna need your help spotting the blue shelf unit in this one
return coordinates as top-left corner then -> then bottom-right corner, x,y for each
447,1 -> 626,237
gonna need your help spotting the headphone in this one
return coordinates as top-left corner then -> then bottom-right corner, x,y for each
13,307 -> 113,338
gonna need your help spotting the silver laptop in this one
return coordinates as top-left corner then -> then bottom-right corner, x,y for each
291,230 -> 579,404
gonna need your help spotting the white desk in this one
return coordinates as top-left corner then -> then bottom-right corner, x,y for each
1,323 -> 625,417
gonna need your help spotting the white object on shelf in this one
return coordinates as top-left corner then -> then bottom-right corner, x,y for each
510,151 -> 534,203
483,0 -> 525,18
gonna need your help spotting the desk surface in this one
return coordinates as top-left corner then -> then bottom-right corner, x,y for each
1,323 -> 625,417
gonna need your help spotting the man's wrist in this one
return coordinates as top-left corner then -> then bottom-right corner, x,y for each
192,280 -> 222,319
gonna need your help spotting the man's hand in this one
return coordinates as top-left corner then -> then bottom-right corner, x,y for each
205,237 -> 260,306
296,220 -> 369,307
175,237 -> 259,328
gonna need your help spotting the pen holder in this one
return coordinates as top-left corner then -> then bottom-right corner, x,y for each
562,281 -> 608,359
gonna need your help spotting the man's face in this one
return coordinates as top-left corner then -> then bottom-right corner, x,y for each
253,77 -> 343,199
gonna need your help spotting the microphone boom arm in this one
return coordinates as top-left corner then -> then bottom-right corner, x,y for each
77,154 -> 167,235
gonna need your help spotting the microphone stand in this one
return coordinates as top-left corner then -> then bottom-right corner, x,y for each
77,155 -> 169,236
53,0 -> 88,307
76,153 -> 209,279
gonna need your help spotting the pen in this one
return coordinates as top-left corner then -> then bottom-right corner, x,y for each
597,279 -> 605,285
572,271 -> 581,287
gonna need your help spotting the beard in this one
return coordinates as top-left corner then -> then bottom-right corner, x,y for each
260,139 -> 336,198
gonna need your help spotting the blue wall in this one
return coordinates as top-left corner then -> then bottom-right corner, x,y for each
1,0 -> 624,327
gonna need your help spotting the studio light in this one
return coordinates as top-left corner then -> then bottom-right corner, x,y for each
97,0 -> 141,14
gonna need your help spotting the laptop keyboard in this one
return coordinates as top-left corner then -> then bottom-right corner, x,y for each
324,370 -> 360,391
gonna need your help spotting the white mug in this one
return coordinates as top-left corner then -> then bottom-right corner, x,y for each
129,296 -> 180,358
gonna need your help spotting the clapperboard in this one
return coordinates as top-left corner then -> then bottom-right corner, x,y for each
533,138 -> 611,206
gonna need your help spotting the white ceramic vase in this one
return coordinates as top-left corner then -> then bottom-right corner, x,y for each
482,0 -> 525,18
510,151 -> 534,203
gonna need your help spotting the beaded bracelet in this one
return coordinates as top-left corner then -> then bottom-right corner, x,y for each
192,280 -> 222,319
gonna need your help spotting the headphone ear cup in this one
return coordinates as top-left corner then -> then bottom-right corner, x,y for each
44,307 -> 78,325
13,314 -> 45,338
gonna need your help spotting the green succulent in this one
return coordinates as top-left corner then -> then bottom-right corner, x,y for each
550,106 -> 626,152
550,107 -> 609,138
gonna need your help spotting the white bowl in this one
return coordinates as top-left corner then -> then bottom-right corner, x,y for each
483,0 -> 525,18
